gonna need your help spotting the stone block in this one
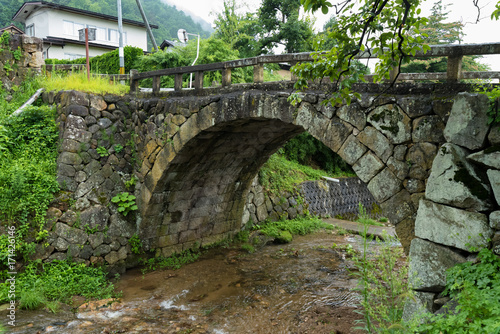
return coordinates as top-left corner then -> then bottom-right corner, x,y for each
380,190 -> 414,225
487,169 -> 500,206
490,211 -> 500,230
367,168 -> 402,203
368,104 -> 412,144
337,135 -> 367,165
90,95 -> 107,111
395,218 -> 415,255
357,126 -> 393,162
323,117 -> 352,152
403,178 -> 425,193
336,102 -> 366,130
93,244 -> 111,257
88,232 -> 104,249
409,238 -> 467,291
352,151 -> 384,183
54,223 -> 88,245
386,157 -> 409,180
415,200 -> 492,251
412,116 -> 445,143
402,291 -> 435,323
159,234 -> 179,247
256,204 -> 268,221
58,152 -> 82,166
80,205 -> 109,232
468,149 -> 500,169
53,237 -> 69,251
426,143 -> 491,211
443,92 -> 490,150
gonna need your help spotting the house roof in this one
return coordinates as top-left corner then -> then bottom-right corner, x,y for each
0,24 -> 24,35
12,1 -> 158,29
160,39 -> 175,50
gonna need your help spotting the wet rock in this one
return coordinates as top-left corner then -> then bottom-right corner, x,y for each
415,200 -> 492,251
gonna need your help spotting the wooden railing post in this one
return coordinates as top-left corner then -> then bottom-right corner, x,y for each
152,76 -> 161,95
253,63 -> 264,83
129,69 -> 139,94
174,73 -> 183,91
222,68 -> 232,87
447,55 -> 463,82
194,71 -> 204,90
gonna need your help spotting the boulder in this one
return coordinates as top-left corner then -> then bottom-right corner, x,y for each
487,169 -> 500,206
415,200 -> 492,251
409,238 -> 467,291
443,92 -> 490,150
426,143 -> 491,211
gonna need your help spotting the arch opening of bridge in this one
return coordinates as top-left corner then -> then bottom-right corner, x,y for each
136,84 -> 429,255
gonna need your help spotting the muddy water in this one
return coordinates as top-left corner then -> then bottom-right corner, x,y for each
8,231 -> 392,334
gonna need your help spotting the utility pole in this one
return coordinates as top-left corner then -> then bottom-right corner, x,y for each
117,0 -> 125,75
135,0 -> 158,52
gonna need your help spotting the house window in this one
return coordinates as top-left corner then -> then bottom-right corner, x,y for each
95,27 -> 106,41
25,24 -> 34,36
63,20 -> 73,35
63,20 -> 84,37
64,53 -> 85,60
108,29 -> 119,43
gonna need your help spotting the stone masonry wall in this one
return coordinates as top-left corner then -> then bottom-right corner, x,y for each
0,33 -> 44,96
244,176 -> 381,225
404,92 -> 500,317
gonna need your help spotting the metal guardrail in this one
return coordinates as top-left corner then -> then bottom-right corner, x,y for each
129,42 -> 500,94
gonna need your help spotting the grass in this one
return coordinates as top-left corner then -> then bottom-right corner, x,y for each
0,260 -> 117,311
259,153 -> 354,196
41,70 -> 129,95
255,215 -> 334,243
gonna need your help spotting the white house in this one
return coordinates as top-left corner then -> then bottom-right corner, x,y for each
12,1 -> 158,60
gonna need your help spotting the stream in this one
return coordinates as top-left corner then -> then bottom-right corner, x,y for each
5,229 -> 401,334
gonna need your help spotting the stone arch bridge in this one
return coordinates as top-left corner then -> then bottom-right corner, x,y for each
47,81 -> 499,311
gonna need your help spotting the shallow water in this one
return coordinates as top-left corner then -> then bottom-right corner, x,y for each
5,231 -> 398,334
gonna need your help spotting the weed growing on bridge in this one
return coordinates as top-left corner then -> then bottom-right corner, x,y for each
111,192 -> 138,216
41,71 -> 129,95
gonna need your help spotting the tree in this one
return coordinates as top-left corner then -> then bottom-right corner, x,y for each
212,0 -> 261,58
293,0 -> 500,105
400,0 -> 489,74
258,0 -> 315,53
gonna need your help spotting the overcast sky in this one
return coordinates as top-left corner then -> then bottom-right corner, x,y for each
164,0 -> 500,70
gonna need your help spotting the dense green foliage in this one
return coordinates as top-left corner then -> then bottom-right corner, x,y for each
259,152 -> 354,197
46,46 -> 144,74
0,260 -> 116,310
0,0 -> 211,49
282,132 -> 353,175
417,248 -> 500,333
133,37 -> 253,88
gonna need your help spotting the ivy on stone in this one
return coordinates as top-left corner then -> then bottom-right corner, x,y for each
111,192 -> 138,216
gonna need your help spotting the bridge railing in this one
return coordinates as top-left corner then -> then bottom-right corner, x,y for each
128,42 -> 500,94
